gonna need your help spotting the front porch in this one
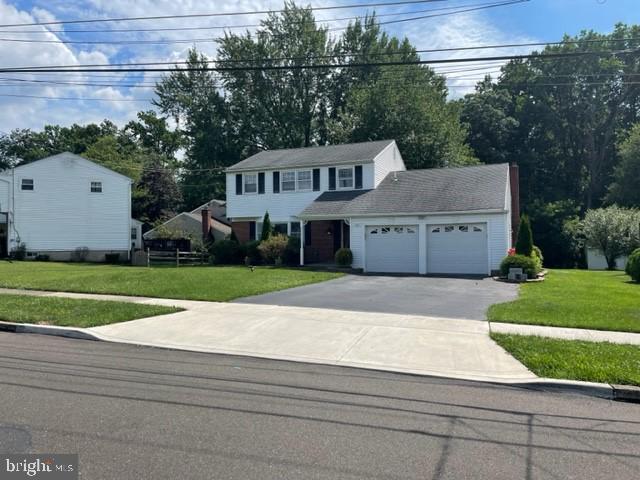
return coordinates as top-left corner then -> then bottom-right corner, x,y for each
301,219 -> 350,266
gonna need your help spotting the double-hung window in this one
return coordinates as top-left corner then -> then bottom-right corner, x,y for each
296,170 -> 312,191
21,179 -> 34,191
243,173 -> 257,194
281,171 -> 296,192
90,181 -> 103,193
337,167 -> 353,189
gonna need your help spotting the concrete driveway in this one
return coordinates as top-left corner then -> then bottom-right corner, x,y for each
235,275 -> 518,320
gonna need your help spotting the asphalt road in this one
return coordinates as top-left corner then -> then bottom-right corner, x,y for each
0,333 -> 638,480
235,275 -> 518,319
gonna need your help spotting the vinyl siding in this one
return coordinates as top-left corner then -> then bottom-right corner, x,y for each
349,212 -> 509,274
0,178 -> 9,211
373,142 -> 406,187
8,155 -> 131,252
226,163 -> 375,222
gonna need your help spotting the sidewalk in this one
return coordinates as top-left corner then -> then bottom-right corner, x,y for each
0,287 -> 533,382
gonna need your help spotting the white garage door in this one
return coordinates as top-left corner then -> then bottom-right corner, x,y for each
365,225 -> 418,273
427,223 -> 488,275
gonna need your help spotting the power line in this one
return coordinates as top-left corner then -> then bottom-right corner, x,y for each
2,50 -> 635,74
0,0 -> 449,28
0,93 -> 151,101
0,0 -> 527,45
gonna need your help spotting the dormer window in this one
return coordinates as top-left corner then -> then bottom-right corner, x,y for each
338,167 -> 353,189
243,173 -> 257,194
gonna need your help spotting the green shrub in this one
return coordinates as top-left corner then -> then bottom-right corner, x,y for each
515,215 -> 534,257
258,234 -> 288,264
11,243 -> 27,260
626,248 -> 640,282
244,240 -> 262,265
533,245 -> 544,265
282,236 -> 300,266
260,212 -> 272,241
104,253 -> 121,264
210,240 -> 241,265
335,248 -> 353,267
500,254 -> 540,278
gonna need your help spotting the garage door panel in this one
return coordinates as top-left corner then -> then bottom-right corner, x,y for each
366,225 -> 418,273
427,223 -> 488,275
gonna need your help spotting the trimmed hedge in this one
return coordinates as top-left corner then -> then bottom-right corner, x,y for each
626,248 -> 640,282
500,254 -> 540,278
335,248 -> 353,267
210,240 -> 242,264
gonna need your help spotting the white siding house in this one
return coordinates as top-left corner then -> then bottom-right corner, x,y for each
225,141 -> 517,276
0,152 -> 133,261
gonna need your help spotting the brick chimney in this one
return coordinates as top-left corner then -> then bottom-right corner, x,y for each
201,208 -> 211,241
509,163 -> 520,245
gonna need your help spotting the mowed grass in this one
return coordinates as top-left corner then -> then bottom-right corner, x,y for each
492,333 -> 640,386
0,294 -> 180,328
488,269 -> 640,332
0,261 -> 343,302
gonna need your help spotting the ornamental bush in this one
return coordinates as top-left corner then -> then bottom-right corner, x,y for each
282,236 -> 301,266
500,254 -> 540,278
515,215 -> 534,257
533,245 -> 544,265
335,248 -> 353,267
244,240 -> 262,265
210,239 -> 241,264
626,248 -> 640,282
258,234 -> 288,264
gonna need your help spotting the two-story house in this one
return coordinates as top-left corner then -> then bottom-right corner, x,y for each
0,152 -> 135,261
226,140 -> 519,275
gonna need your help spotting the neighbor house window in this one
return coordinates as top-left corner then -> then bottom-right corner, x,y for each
90,181 -> 103,193
243,173 -> 257,194
290,222 -> 301,237
273,223 -> 288,235
296,170 -> 312,191
131,228 -> 137,240
338,167 -> 353,189
281,171 -> 296,192
21,179 -> 34,191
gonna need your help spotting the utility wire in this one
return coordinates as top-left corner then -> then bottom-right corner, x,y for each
0,0 -> 451,28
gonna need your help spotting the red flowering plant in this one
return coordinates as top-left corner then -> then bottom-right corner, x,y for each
507,248 -> 516,256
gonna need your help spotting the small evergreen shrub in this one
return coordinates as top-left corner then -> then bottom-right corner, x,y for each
260,212 -> 273,241
335,248 -> 353,267
11,243 -> 27,260
210,240 -> 241,264
104,253 -> 121,264
626,248 -> 640,282
500,254 -> 540,278
258,234 -> 288,264
515,215 -> 534,257
244,240 -> 262,265
282,236 -> 301,266
533,245 -> 544,265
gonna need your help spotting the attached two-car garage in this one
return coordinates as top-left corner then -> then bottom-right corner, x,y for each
364,222 -> 489,275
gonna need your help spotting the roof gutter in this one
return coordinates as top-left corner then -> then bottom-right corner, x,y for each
225,159 -> 375,174
299,208 -> 508,220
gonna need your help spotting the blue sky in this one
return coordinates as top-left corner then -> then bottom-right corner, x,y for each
0,0 -> 637,133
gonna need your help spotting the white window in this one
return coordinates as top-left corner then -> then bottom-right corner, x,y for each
458,225 -> 469,232
406,227 -> 416,234
394,227 -> 404,234
338,167 -> 353,189
243,173 -> 257,194
290,222 -> 301,237
131,227 -> 137,240
281,171 -> 296,192
381,227 -> 390,234
297,170 -> 312,191
90,181 -> 103,193
21,179 -> 34,191
444,225 -> 455,233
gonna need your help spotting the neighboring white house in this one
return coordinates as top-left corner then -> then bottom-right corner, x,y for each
0,152 -> 134,262
226,140 -> 519,275
586,248 -> 628,270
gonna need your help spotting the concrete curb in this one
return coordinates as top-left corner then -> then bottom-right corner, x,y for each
3,320 -> 638,402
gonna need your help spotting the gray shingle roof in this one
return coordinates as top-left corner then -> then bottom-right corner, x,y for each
226,140 -> 395,172
300,163 -> 509,217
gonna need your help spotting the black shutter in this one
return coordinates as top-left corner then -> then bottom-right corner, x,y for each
258,172 -> 265,194
273,171 -> 280,193
235,174 -> 243,195
355,165 -> 363,189
312,168 -> 320,191
249,221 -> 256,241
304,222 -> 312,246
328,167 -> 336,191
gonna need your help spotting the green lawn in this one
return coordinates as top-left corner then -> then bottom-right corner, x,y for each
0,294 -> 180,328
488,269 -> 640,333
492,333 -> 640,386
0,261 -> 343,302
